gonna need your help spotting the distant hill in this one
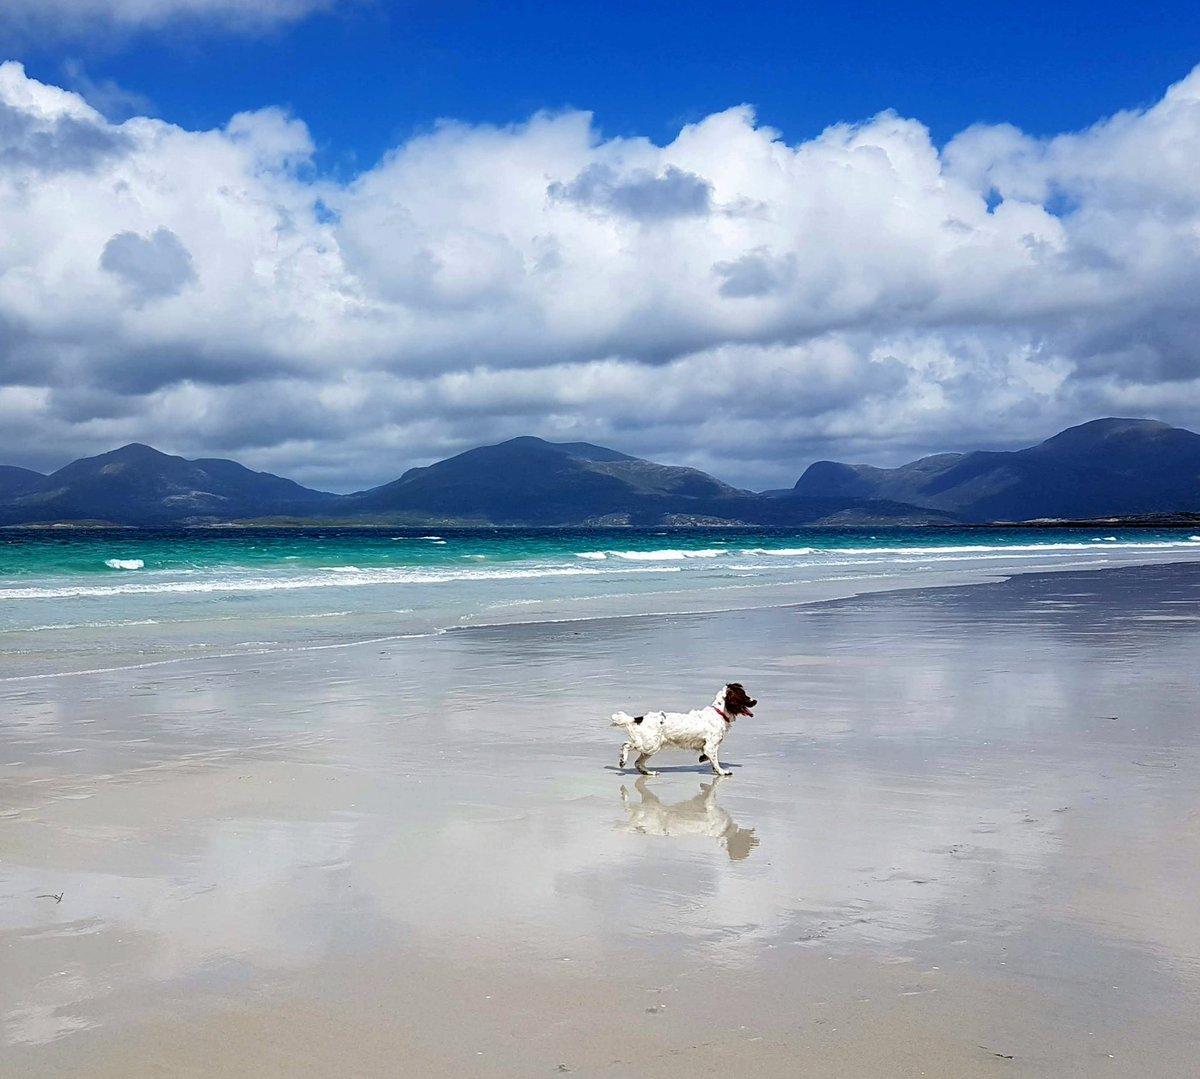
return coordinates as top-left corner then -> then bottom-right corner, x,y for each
340,436 -> 954,526
17,419 -> 1192,528
0,443 -> 337,526
0,436 -> 957,527
0,464 -> 46,501
790,418 -> 1200,522
343,436 -> 745,524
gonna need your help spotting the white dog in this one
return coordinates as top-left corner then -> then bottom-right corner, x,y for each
610,682 -> 757,777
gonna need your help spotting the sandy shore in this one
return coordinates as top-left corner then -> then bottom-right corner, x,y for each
3,562 -> 1200,1077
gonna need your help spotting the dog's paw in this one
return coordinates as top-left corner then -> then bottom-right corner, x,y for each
718,769 -> 732,777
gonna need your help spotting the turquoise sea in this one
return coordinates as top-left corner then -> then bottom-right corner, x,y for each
3,525 -> 1199,680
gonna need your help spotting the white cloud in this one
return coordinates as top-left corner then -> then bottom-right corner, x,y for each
2,60 -> 1200,490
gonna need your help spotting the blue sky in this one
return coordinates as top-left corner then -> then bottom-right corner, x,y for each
0,2 -> 1199,490
12,1 -> 1200,174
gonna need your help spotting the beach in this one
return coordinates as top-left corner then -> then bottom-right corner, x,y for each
3,559 -> 1200,1077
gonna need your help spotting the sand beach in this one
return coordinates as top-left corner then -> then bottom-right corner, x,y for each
3,561 -> 1200,1077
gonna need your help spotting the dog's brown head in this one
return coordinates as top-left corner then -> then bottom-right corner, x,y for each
723,682 -> 756,718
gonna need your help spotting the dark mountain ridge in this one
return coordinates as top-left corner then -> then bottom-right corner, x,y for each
341,436 -> 951,526
0,436 -> 954,528
0,443 -> 337,526
342,436 -> 754,525
2,419 -> 1195,528
0,464 -> 47,501
790,418 -> 1200,522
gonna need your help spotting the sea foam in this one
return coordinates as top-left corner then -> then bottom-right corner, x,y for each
577,548 -> 727,561
0,563 -> 680,601
104,558 -> 144,570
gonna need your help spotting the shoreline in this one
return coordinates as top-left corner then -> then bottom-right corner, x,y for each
4,561 -> 1200,1076
5,552 -> 1200,685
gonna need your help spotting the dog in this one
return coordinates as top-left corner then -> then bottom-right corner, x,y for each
620,777 -> 759,860
610,682 -> 757,777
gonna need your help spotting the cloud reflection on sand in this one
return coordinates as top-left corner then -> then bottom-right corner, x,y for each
3,562 -> 1200,1052
1,726 -> 1068,1046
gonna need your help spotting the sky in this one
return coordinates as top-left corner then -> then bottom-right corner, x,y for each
1,1 -> 1199,493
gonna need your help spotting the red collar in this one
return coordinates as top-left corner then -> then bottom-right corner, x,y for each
714,706 -> 731,723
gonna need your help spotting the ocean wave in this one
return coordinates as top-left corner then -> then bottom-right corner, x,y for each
813,540 -> 1200,557
577,548 -> 727,561
17,618 -> 161,632
0,564 -> 680,601
572,539 -> 1200,565
7,535 -> 1199,605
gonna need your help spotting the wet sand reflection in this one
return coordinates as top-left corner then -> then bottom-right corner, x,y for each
619,777 -> 759,860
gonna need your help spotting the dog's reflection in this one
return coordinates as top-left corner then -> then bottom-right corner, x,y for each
619,777 -> 759,861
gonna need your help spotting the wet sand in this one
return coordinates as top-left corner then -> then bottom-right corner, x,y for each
3,562 -> 1200,1077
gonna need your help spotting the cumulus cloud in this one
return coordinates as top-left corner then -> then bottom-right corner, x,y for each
0,94 -> 129,171
1,60 -> 1200,490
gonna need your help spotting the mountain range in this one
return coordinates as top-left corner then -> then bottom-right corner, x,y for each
790,418 -> 1200,522
0,418 -> 1196,528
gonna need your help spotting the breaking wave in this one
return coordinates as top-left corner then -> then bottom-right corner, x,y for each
104,558 -> 144,570
577,548 -> 727,561
0,563 -> 679,601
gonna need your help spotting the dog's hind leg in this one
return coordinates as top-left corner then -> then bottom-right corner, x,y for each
634,752 -> 659,777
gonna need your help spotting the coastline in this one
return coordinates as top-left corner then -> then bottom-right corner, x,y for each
3,560 -> 1200,1076
5,515 -> 1200,530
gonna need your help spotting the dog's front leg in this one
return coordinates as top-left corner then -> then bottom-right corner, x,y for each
619,742 -> 633,768
704,741 -> 732,777
634,752 -> 659,777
